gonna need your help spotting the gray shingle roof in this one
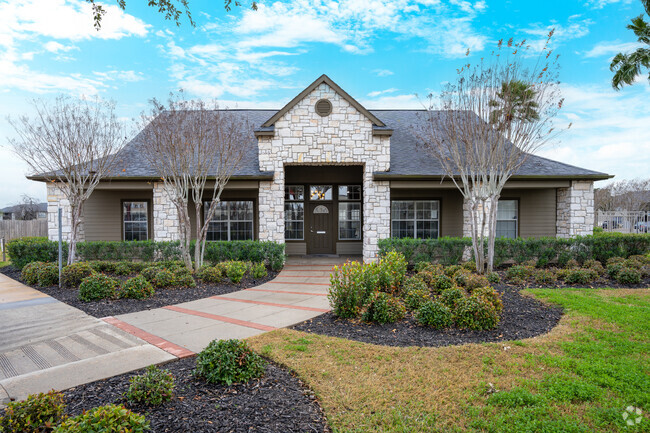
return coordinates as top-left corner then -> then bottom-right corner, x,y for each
104,108 -> 609,180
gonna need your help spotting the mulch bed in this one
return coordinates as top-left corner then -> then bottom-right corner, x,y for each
61,357 -> 329,433
292,285 -> 564,348
0,266 -> 276,318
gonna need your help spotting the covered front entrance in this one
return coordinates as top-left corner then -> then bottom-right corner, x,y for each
284,165 -> 363,256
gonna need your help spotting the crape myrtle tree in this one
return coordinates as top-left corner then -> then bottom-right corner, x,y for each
8,96 -> 128,264
416,32 -> 565,273
139,93 -> 247,271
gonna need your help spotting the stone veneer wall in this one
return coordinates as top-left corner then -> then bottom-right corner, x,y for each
46,183 -> 84,242
556,180 -> 594,238
152,182 -> 181,241
257,82 -> 391,262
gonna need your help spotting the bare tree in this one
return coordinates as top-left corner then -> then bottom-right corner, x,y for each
8,96 -> 128,264
416,34 -> 564,273
139,94 -> 247,271
13,195 -> 42,221
596,178 -> 650,211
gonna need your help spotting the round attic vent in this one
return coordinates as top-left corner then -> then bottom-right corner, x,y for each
315,99 -> 332,117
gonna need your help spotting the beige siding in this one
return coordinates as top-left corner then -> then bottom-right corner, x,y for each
336,242 -> 362,255
501,189 -> 556,238
286,243 -> 307,255
84,190 -> 153,241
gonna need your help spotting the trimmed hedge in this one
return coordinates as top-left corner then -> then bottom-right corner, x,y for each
378,233 -> 650,266
7,238 -> 285,270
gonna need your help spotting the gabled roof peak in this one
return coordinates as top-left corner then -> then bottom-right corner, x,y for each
261,74 -> 386,128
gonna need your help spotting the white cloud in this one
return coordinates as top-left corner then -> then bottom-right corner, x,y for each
374,69 -> 394,77
367,88 -> 399,97
537,82 -> 650,181
361,93 -> 422,109
0,0 -> 149,95
93,70 -> 145,82
583,40 -> 644,58
44,41 -> 77,53
584,0 -> 634,9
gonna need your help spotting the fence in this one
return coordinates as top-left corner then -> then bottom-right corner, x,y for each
596,211 -> 650,234
0,220 -> 48,242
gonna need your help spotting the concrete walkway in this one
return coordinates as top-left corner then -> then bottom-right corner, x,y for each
107,256 -> 349,354
0,274 -> 176,405
0,256 -> 351,404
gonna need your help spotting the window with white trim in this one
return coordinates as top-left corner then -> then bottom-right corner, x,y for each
285,185 -> 304,240
496,199 -> 518,239
123,201 -> 148,241
391,200 -> 439,239
205,201 -> 254,241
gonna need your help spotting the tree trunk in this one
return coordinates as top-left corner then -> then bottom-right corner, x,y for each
175,201 -> 193,270
193,203 -> 203,271
67,199 -> 84,265
486,195 -> 499,272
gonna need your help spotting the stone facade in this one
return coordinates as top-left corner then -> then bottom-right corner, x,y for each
257,82 -> 391,261
152,182 -> 181,241
46,183 -> 84,242
557,180 -> 595,238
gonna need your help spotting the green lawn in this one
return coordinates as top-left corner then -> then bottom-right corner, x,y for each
249,288 -> 650,432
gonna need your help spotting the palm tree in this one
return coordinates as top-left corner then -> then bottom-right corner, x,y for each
610,0 -> 650,90
488,80 -> 540,131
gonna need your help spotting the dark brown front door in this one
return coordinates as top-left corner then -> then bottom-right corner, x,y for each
307,203 -> 334,254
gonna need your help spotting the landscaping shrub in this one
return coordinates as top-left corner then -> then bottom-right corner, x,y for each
119,276 -> 155,299
402,284 -> 430,311
151,269 -> 176,289
78,274 -> 120,302
487,272 -> 501,284
0,390 -> 66,433
61,262 -> 95,288
439,287 -> 466,309
462,261 -> 476,271
616,267 -> 641,284
196,265 -> 223,284
224,261 -> 248,283
505,265 -> 532,285
430,274 -> 454,294
472,286 -> 503,313
362,292 -> 406,324
374,251 -> 407,293
21,261 -> 44,286
6,237 -> 58,270
113,261 -> 135,276
561,268 -> 599,285
89,260 -> 118,273
463,274 -> 489,292
452,269 -> 470,287
565,259 -> 580,269
414,262 -> 443,274
53,404 -> 148,433
7,238 -> 285,271
141,265 -> 163,282
379,233 -> 650,266
454,296 -> 500,330
250,262 -> 268,279
194,339 -> 265,385
443,265 -> 463,278
416,300 -> 453,329
37,262 -> 59,287
533,268 -> 557,285
583,259 -> 605,276
328,261 -> 374,318
413,271 -> 436,287
125,365 -> 175,406
174,272 -> 197,288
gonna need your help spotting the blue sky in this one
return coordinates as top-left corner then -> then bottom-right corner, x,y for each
1,0 -> 649,206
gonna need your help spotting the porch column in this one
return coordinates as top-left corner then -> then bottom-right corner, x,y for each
462,198 -> 494,238
152,182 -> 181,241
257,169 -> 285,244
363,176 -> 390,263
556,180 -> 594,238
47,183 -> 84,242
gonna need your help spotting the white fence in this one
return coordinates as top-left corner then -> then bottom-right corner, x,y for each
596,211 -> 650,234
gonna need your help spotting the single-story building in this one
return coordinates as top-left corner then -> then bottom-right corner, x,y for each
1,203 -> 47,221
33,75 -> 611,261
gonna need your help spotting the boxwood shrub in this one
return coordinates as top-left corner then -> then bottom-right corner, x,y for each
454,296 -> 500,330
0,390 -> 66,433
125,365 -> 174,406
53,404 -> 148,433
37,262 -> 59,287
61,262 -> 95,288
21,261 -> 45,286
416,300 -> 453,329
78,274 -> 120,302
194,339 -> 265,385
362,292 -> 406,324
119,276 -> 155,299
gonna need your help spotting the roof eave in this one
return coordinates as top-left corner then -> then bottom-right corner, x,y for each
372,173 -> 614,181
27,173 -> 276,183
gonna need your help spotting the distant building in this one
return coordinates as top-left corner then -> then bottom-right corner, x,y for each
1,203 -> 47,221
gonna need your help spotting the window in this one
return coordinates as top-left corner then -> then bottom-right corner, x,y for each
391,200 -> 439,239
496,200 -> 518,239
285,185 -> 304,240
338,185 -> 361,201
205,201 -> 254,241
123,201 -> 148,241
339,203 -> 361,240
309,185 -> 332,201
